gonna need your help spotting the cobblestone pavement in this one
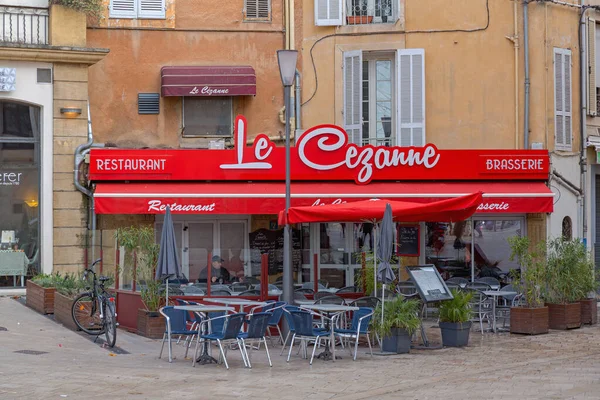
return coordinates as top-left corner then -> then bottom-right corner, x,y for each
1,297 -> 599,400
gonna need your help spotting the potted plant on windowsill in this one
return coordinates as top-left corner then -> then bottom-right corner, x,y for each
545,238 -> 583,330
438,289 -> 473,347
372,296 -> 421,354
508,236 -> 549,335
26,273 -> 59,314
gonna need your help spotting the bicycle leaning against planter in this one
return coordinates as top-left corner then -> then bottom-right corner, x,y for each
70,258 -> 118,347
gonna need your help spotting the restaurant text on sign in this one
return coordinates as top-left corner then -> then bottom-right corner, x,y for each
147,200 -> 216,213
95,158 -> 167,172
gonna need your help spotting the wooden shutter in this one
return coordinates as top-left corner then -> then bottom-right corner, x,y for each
396,49 -> 425,147
554,48 -> 572,151
343,51 -> 362,145
589,18 -> 597,116
246,0 -> 270,19
110,0 -> 136,18
315,0 -> 343,26
139,0 -> 165,19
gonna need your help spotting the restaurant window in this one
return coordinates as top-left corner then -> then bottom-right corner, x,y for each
182,97 -> 233,138
0,101 -> 40,282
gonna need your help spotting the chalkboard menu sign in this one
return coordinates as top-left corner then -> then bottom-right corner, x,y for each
248,228 -> 301,275
406,264 -> 453,302
397,225 -> 420,256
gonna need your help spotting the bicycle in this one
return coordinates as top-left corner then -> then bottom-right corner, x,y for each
71,258 -> 118,348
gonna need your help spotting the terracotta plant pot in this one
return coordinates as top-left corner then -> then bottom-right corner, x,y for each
26,280 -> 56,314
53,292 -> 79,331
579,298 -> 597,325
346,15 -> 373,24
137,308 -> 165,339
510,306 -> 549,335
546,302 -> 581,330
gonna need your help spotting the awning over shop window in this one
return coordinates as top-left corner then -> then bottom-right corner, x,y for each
160,66 -> 256,97
93,181 -> 554,215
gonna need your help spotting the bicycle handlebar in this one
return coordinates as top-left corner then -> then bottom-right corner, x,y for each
82,258 -> 102,281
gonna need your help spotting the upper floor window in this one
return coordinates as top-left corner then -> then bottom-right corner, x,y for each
109,0 -> 165,19
554,47 -> 572,151
244,0 -> 271,21
182,97 -> 233,138
343,49 -> 425,147
315,0 -> 398,26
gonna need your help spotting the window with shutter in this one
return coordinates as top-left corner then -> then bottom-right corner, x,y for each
245,0 -> 270,20
315,0 -> 343,26
396,49 -> 425,147
588,18 -> 597,116
138,0 -> 165,19
554,48 -> 572,151
343,51 -> 363,145
110,0 -> 136,18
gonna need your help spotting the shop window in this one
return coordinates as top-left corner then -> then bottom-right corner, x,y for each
182,97 -> 233,138
0,102 -> 39,139
562,216 -> 572,240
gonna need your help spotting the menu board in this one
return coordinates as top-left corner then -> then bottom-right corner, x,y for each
248,228 -> 301,275
406,264 -> 453,302
397,225 -> 420,256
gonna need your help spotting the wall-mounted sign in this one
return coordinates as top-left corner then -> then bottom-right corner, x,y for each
0,172 -> 22,186
0,68 -> 16,92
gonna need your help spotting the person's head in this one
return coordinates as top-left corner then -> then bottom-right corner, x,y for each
211,255 -> 224,269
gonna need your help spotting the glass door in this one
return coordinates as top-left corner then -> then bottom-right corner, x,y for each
318,222 -> 352,289
218,220 -> 248,281
186,222 -> 215,282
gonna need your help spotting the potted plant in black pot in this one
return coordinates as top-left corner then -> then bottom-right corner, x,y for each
575,244 -> 598,325
508,236 -> 549,335
372,296 -> 420,354
438,289 -> 473,347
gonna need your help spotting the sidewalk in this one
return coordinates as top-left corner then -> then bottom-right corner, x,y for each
1,296 -> 599,399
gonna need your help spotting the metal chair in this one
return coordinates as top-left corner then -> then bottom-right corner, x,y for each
209,289 -> 233,296
314,291 -> 333,301
396,281 -> 419,297
336,285 -> 358,293
295,288 -> 315,295
287,310 -> 331,365
465,281 -> 492,291
446,277 -> 469,286
350,296 -> 380,309
496,284 -> 518,328
238,312 -> 273,368
230,282 -> 251,292
280,305 -> 300,356
195,312 -> 248,369
466,289 -> 492,334
475,277 -> 501,290
265,301 -> 286,344
238,289 -> 261,296
315,295 -> 346,305
158,306 -> 198,363
333,307 -> 374,360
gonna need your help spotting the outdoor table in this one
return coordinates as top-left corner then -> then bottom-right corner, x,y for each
299,304 -> 359,362
483,291 -> 517,333
295,299 -> 315,306
203,298 -> 268,314
0,250 -> 28,287
174,304 -> 234,365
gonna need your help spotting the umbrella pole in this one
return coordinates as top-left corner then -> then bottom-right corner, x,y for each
166,277 -> 169,306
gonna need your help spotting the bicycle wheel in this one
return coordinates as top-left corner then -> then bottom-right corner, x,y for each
72,292 -> 104,334
104,300 -> 117,348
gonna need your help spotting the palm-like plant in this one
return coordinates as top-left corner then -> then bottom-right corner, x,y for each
438,289 -> 473,323
371,296 -> 421,337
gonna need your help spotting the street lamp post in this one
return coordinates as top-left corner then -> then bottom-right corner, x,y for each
277,49 -> 298,305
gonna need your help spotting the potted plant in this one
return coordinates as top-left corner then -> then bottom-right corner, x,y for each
371,296 -> 421,354
575,245 -> 598,325
545,238 -> 583,330
26,273 -> 59,314
53,272 -> 86,331
507,236 -> 549,335
137,279 -> 165,339
438,289 -> 473,347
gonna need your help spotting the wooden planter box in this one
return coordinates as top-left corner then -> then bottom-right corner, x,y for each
510,306 -> 549,335
26,280 -> 56,314
580,299 -> 597,325
54,292 -> 79,331
137,308 -> 165,339
547,302 -> 581,330
346,15 -> 373,24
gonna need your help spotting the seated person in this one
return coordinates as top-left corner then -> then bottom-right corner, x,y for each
198,255 -> 232,284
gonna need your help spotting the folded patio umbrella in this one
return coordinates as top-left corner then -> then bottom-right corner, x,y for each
376,203 -> 396,335
155,206 -> 181,305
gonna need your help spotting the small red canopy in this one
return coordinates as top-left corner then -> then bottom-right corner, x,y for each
278,192 -> 483,224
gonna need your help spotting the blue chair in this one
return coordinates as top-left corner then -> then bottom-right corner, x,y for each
158,306 -> 198,363
280,305 -> 299,356
333,307 -> 374,360
266,301 -> 286,344
238,312 -> 273,368
195,312 -> 248,369
287,310 -> 331,365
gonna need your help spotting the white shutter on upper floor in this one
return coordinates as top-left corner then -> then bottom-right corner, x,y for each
315,0 -> 343,26
139,0 -> 165,19
554,48 -> 572,151
343,51 -> 362,145
110,0 -> 136,18
396,49 -> 425,147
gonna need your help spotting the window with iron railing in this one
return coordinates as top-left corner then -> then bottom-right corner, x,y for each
346,0 -> 395,25
0,6 -> 48,45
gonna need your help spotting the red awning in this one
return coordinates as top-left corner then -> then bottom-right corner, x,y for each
93,181 -> 554,215
160,66 -> 256,97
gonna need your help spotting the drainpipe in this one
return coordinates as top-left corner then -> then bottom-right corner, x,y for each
579,4 -> 588,244
507,0 -> 519,149
295,69 -> 302,141
523,0 -> 530,149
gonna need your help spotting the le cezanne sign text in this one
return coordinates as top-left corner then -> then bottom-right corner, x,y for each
89,115 -> 550,184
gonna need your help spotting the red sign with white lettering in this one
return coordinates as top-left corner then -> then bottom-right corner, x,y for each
89,116 -> 550,184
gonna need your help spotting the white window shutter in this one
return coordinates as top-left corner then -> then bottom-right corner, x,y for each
343,51 -> 362,145
315,0 -> 342,26
554,48 -> 572,151
396,49 -> 425,147
246,0 -> 270,19
588,18 -> 597,116
139,0 -> 165,19
110,0 -> 136,18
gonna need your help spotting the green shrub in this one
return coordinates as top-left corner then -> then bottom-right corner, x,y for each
439,289 -> 473,323
55,272 -> 86,298
51,0 -> 103,19
31,273 -> 61,288
372,296 -> 421,337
